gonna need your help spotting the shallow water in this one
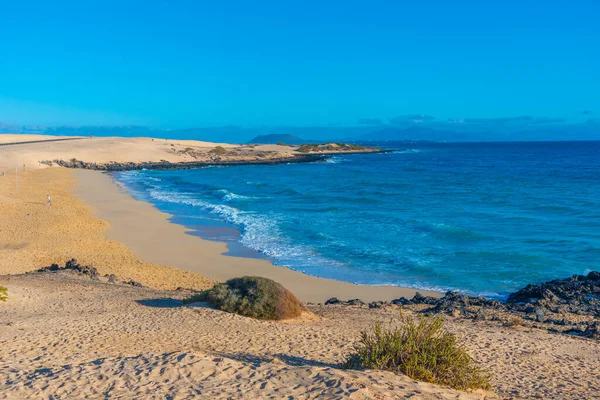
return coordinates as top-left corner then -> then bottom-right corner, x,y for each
115,141 -> 600,298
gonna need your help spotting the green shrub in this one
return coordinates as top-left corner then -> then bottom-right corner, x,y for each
183,276 -> 304,320
277,142 -> 286,146
0,286 -> 7,302
341,313 -> 491,391
209,146 -> 228,155
296,144 -> 316,153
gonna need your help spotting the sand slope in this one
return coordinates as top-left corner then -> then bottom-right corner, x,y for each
2,272 -> 600,399
0,167 -> 214,290
1,273 -> 490,399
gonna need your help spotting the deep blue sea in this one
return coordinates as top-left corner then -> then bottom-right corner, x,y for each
115,141 -> 600,299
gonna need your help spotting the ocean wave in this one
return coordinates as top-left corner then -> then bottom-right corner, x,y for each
391,149 -> 421,154
324,156 -> 343,164
146,189 -> 344,271
215,189 -> 256,202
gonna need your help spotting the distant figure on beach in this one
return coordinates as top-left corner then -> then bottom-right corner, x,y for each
46,194 -> 51,206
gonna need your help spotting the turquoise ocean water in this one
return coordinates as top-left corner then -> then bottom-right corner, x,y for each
115,141 -> 600,299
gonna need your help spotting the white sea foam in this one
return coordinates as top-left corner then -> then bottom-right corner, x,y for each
392,149 -> 421,154
216,189 -> 255,202
146,188 -> 344,271
324,156 -> 344,164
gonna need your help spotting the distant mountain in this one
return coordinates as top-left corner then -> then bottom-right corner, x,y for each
248,134 -> 308,144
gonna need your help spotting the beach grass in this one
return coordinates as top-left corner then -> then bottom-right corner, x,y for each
341,313 -> 492,391
0,286 -> 7,302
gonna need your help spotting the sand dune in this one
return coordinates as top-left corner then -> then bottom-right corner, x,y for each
0,134 -> 295,170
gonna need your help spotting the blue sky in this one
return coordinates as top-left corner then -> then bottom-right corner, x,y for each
1,0 -> 598,128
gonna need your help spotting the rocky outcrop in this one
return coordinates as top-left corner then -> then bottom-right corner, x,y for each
38,258 -> 99,279
323,272 -> 600,340
506,271 -> 600,317
36,259 -> 144,288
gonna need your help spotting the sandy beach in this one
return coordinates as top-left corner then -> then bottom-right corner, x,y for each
2,135 -> 600,399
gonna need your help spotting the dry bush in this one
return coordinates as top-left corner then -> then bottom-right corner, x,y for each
184,276 -> 304,320
0,286 -> 7,302
341,313 -> 491,391
505,316 -> 524,327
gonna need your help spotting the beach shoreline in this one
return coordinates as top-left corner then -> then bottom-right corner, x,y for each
74,169 -> 442,303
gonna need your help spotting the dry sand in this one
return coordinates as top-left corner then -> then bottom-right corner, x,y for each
0,273 -> 494,399
0,167 -> 214,290
2,272 -> 600,399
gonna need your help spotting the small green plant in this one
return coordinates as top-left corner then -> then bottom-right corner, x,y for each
0,286 -> 7,302
183,276 -> 304,320
277,142 -> 286,146
209,146 -> 228,155
341,313 -> 491,391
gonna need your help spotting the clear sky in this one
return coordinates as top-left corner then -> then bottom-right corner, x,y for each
1,0 -> 598,128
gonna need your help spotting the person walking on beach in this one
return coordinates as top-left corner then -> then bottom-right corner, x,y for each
46,194 -> 51,206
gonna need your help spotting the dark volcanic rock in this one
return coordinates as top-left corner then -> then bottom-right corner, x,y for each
347,299 -> 365,306
409,292 -> 439,305
507,271 -> 600,317
429,291 -> 470,313
324,297 -> 366,306
391,297 -> 409,305
419,291 -> 501,317
368,301 -> 386,309
583,322 -> 600,339
125,280 -> 143,287
587,271 -> 600,281
38,259 -> 98,279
